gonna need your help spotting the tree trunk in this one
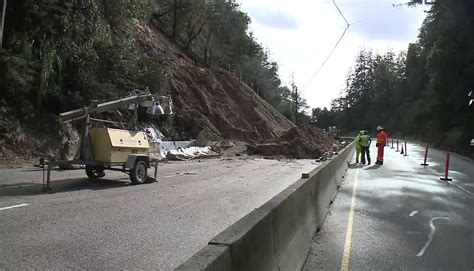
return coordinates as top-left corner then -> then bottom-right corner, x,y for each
103,0 -> 110,20
172,0 -> 177,38
294,87 -> 299,125
209,47 -> 214,67
185,18 -> 207,49
203,28 -> 212,66
0,0 -> 6,48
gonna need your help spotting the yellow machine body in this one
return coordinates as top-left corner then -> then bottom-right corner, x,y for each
89,128 -> 149,163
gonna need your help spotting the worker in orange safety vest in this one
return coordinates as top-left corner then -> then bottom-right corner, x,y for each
375,126 -> 388,165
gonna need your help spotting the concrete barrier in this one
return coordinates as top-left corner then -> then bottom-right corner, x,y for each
177,141 -> 355,271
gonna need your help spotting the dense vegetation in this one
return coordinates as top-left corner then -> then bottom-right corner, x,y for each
313,0 -> 473,151
0,0 -> 307,130
0,1 -> 161,118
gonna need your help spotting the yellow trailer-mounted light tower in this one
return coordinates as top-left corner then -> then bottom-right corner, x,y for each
40,91 -> 171,191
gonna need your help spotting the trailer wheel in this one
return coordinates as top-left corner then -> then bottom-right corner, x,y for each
130,160 -> 147,184
85,166 -> 105,179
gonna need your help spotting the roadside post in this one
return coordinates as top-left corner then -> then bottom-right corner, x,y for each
421,144 -> 429,166
440,147 -> 453,181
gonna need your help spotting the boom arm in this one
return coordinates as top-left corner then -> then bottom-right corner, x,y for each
59,92 -> 155,124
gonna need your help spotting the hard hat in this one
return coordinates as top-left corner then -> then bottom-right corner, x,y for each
377,126 -> 383,130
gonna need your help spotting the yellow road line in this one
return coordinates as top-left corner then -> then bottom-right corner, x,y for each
341,168 -> 360,271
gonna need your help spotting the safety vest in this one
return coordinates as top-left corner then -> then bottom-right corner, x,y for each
359,135 -> 371,147
355,134 -> 362,151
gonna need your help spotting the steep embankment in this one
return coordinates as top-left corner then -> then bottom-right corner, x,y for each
137,23 -> 295,142
170,66 -> 295,142
0,22 -> 332,165
137,23 -> 333,158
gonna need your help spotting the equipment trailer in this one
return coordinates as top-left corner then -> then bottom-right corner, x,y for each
41,91 -> 169,191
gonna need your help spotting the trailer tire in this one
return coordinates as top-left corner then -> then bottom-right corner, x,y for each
130,160 -> 148,184
85,166 -> 105,180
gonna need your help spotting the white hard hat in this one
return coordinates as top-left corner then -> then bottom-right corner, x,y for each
377,126 -> 383,130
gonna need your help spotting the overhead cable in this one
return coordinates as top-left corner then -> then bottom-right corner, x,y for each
302,0 -> 349,88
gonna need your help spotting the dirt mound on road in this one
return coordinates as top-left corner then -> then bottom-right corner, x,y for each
246,126 -> 334,159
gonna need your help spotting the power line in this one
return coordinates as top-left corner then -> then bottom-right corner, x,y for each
302,1 -> 406,89
302,25 -> 349,88
333,0 -> 349,26
302,0 -> 349,88
350,6 -> 403,25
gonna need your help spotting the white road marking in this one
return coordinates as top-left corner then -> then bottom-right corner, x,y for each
449,181 -> 474,196
409,210 -> 419,217
0,203 -> 29,211
417,217 -> 450,257
421,163 -> 473,196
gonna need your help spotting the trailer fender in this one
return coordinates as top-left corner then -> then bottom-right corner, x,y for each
125,154 -> 150,169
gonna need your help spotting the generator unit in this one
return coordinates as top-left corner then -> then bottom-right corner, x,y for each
89,128 -> 150,163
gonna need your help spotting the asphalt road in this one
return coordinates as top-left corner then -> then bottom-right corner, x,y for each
304,142 -> 474,271
0,157 -> 316,270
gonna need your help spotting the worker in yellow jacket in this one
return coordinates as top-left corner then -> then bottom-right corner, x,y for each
359,130 -> 372,165
355,131 -> 362,163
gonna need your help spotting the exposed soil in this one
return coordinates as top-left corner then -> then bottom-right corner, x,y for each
246,126 -> 335,159
136,24 -> 333,158
0,23 -> 333,166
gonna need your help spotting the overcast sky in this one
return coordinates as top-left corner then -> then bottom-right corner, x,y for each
238,0 -> 428,109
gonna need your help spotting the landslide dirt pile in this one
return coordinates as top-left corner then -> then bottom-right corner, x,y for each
169,66 -> 296,142
137,23 -> 295,142
246,126 -> 334,159
136,23 -> 333,158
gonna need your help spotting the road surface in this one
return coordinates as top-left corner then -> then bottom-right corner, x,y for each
304,142 -> 474,270
0,157 -> 316,270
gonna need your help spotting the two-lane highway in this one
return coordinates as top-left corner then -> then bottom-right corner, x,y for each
304,142 -> 474,270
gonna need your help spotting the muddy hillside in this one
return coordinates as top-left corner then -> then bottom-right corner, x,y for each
0,13 -> 334,163
137,24 -> 334,158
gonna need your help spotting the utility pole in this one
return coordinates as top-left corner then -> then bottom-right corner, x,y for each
0,0 -> 6,48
